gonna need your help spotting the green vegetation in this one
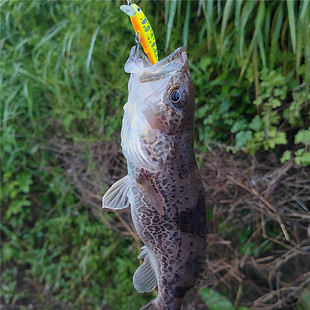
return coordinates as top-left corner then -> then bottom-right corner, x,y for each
1,0 -> 309,309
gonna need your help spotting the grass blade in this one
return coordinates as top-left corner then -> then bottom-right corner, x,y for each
263,3 -> 273,49
183,0 -> 191,47
257,28 -> 266,68
254,0 -> 266,67
219,0 -> 234,52
34,21 -> 68,51
299,0 -> 309,22
86,26 -> 100,73
165,0 -> 177,51
286,0 -> 296,53
270,3 -> 284,69
165,0 -> 170,26
239,1 -> 256,59
234,0 -> 242,59
202,0 -> 215,49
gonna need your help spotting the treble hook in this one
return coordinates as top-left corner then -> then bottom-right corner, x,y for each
135,31 -> 141,45
127,0 -> 132,5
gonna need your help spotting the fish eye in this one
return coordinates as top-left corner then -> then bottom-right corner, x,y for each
170,90 -> 181,103
137,7 -> 141,12
169,87 -> 187,108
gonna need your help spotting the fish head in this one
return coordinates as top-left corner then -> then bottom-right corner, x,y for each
122,46 -> 195,171
125,46 -> 195,137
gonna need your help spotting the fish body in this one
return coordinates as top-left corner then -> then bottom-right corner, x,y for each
103,46 -> 212,309
120,4 -> 158,64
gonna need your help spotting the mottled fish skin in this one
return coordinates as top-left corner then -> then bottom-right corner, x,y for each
103,46 -> 209,310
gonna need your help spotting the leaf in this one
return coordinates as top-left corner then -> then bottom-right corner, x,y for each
235,130 -> 253,147
267,98 -> 281,108
297,285 -> 310,310
294,149 -> 310,166
5,197 -> 31,220
201,288 -> 248,310
219,100 -> 232,113
294,128 -> 310,145
281,150 -> 291,163
17,172 -> 33,193
231,120 -> 248,133
249,115 -> 262,131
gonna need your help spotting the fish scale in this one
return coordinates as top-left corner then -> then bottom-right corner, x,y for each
102,45 -> 214,309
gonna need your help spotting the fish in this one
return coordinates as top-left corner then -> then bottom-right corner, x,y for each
102,46 -> 214,310
120,3 -> 158,65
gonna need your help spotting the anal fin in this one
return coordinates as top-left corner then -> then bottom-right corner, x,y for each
133,246 -> 158,293
102,175 -> 130,210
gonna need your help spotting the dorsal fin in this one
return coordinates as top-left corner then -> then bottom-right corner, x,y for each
133,246 -> 158,293
102,175 -> 130,210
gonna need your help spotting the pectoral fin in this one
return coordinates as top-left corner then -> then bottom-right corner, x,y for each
102,175 -> 130,209
136,170 -> 165,215
133,246 -> 158,293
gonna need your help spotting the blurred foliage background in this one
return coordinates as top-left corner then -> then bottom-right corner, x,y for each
1,0 -> 309,309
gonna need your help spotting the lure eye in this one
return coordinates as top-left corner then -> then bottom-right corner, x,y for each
169,87 -> 187,108
137,7 -> 141,12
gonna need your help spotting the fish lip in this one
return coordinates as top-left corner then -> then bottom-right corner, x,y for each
120,5 -> 136,17
139,47 -> 188,83
155,46 -> 187,68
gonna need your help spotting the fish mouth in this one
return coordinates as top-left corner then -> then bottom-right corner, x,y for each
139,47 -> 187,83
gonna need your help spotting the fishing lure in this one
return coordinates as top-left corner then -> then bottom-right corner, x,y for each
120,2 -> 158,64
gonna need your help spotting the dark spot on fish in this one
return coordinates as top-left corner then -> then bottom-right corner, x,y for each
164,223 -> 173,230
142,18 -> 147,24
167,248 -> 174,254
151,42 -> 155,47
145,25 -> 150,32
